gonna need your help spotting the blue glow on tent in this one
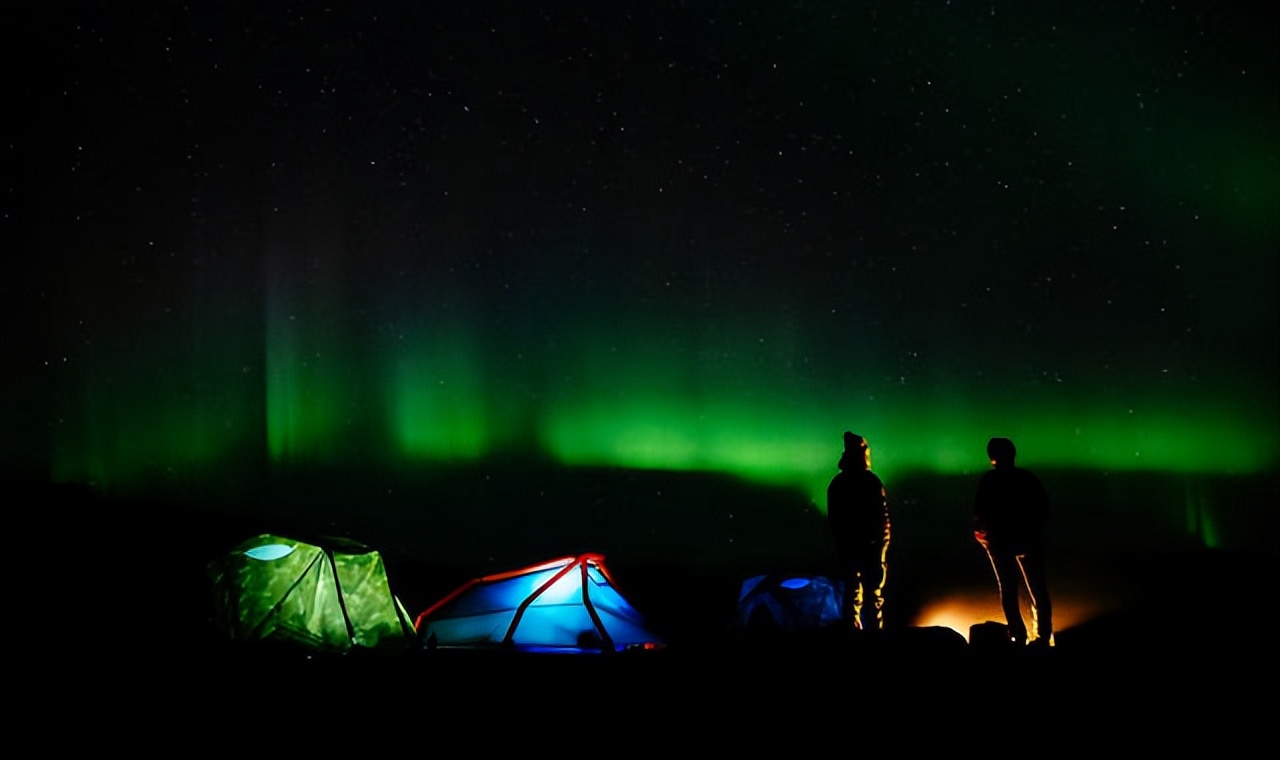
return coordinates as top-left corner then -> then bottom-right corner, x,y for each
245,543 -> 295,561
415,554 -> 665,653
735,574 -> 844,633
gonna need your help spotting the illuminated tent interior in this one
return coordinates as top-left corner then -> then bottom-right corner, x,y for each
207,533 -> 417,654
414,553 -> 666,654
734,573 -> 845,636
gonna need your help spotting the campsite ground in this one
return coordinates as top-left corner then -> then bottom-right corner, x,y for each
20,471 -> 1277,750
61,594 -> 1271,752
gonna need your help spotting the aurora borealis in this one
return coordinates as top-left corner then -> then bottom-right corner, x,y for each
2,2 -> 1276,529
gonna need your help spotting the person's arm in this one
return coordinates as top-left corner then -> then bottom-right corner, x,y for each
973,478 -> 991,547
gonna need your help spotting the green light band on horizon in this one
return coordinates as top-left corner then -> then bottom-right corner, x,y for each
48,320 -> 1278,500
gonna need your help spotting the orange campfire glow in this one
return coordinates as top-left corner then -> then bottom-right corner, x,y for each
912,589 -> 1122,644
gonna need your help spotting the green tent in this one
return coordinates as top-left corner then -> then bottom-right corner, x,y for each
208,533 -> 416,654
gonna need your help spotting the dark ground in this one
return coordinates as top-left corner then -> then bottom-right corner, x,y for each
16,469 -> 1277,750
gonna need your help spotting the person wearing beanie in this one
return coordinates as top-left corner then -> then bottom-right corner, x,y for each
826,431 -> 892,632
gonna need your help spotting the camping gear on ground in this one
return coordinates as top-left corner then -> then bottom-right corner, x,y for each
208,533 -> 416,654
969,620 -> 1016,648
734,573 -> 845,634
414,552 -> 665,654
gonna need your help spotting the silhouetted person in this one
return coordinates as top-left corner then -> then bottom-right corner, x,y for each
826,431 -> 891,632
973,437 -> 1053,648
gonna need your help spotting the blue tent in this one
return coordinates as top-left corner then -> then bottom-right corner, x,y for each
414,553 -> 665,654
735,573 -> 844,634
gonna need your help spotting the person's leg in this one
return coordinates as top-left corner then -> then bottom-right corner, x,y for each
850,560 -> 865,631
988,550 -> 1028,643
863,541 -> 889,630
1017,552 -> 1052,645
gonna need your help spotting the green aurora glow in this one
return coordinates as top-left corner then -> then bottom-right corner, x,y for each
3,2 -> 1275,558
41,306 -> 1277,513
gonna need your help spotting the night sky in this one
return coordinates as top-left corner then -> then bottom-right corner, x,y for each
3,2 -> 1277,527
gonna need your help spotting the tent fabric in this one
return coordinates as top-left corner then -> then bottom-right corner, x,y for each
415,553 -> 665,654
734,573 -> 845,634
208,533 -> 416,654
